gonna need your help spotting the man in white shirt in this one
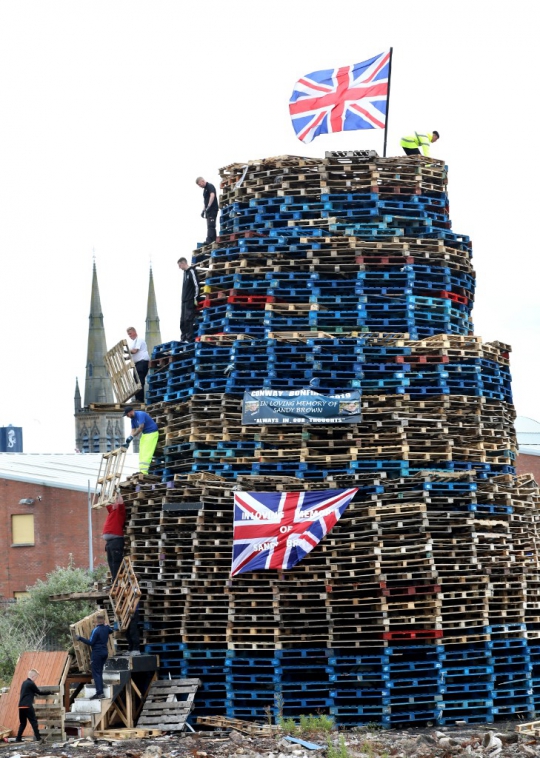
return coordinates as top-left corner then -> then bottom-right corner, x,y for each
126,327 -> 150,402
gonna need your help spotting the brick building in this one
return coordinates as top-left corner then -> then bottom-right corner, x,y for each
0,453 -> 137,599
516,416 -> 540,481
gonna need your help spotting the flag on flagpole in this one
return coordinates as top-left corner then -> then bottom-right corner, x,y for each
289,50 -> 390,144
230,488 -> 358,577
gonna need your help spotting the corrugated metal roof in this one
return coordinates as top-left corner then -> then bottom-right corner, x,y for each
0,453 -> 139,492
516,416 -> 540,458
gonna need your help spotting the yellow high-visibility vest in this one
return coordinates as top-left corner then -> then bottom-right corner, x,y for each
400,131 -> 433,157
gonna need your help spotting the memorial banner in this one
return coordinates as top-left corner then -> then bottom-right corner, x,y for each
242,389 -> 361,425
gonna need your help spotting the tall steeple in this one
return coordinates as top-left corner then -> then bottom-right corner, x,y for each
84,262 -> 114,405
74,378 -> 81,413
145,265 -> 162,358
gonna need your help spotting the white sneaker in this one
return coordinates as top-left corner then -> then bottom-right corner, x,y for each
130,651 -> 141,656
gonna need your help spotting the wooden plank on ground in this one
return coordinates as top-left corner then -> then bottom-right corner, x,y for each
94,728 -> 163,739
196,715 -> 279,736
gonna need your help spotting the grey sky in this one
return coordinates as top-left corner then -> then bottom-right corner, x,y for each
0,0 -> 538,452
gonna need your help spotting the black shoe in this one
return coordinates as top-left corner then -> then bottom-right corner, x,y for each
34,738 -> 42,742
90,692 -> 104,700
15,738 -> 22,742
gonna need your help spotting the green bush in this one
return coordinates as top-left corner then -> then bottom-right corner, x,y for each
0,564 -> 101,683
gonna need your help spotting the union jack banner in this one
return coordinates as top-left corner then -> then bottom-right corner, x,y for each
231,488 -> 358,577
289,50 -> 390,144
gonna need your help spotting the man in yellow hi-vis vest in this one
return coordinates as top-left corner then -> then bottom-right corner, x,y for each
401,131 -> 440,157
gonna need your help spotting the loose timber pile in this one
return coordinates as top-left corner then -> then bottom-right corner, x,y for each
123,153 -> 540,727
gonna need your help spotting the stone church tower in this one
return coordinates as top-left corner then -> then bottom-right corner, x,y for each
74,263 -> 124,453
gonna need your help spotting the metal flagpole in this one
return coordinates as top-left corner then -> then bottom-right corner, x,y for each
88,479 -> 94,570
382,47 -> 394,158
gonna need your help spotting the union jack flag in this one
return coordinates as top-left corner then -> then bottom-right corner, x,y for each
231,488 -> 358,577
289,50 -> 391,144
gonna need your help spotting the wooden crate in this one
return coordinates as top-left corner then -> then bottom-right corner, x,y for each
92,448 -> 128,509
110,557 -> 142,631
104,340 -> 142,404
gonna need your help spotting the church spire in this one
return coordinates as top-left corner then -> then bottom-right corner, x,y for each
83,262 -> 114,405
145,265 -> 162,359
74,378 -> 81,413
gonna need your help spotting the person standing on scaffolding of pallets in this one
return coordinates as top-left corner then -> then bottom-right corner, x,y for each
123,407 -> 159,475
178,256 -> 200,342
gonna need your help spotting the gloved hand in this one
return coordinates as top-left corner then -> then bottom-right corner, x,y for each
76,635 -> 82,642
201,209 -> 206,218
122,436 -> 133,449
113,621 -> 119,631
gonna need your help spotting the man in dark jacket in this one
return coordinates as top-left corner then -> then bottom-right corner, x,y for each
196,176 -> 219,244
76,614 -> 114,699
15,669 -> 42,742
177,257 -> 200,342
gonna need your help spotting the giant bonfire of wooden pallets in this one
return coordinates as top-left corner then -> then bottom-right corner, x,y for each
120,152 -> 540,728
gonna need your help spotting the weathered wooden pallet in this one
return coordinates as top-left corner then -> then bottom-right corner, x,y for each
70,610 -> 115,673
104,339 -> 142,404
136,678 -> 200,731
92,449 -> 128,509
110,557 -> 141,631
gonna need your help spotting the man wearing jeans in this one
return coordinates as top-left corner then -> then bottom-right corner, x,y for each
196,176 -> 219,244
76,615 -> 114,699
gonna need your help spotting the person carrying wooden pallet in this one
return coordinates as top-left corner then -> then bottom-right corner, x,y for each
76,614 -> 114,700
122,407 -> 159,475
101,496 -> 141,656
126,326 -> 149,403
400,130 -> 440,156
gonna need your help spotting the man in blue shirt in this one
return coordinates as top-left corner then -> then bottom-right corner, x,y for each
76,614 -> 114,699
123,408 -> 159,475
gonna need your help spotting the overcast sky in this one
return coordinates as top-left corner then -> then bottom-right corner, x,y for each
0,0 -> 538,452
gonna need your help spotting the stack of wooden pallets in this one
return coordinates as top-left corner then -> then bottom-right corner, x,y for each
121,152 -> 540,728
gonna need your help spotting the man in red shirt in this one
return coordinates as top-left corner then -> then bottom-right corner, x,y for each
101,494 -> 141,656
102,494 -> 126,581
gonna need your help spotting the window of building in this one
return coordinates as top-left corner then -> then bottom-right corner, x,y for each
14,591 -> 30,601
11,514 -> 35,546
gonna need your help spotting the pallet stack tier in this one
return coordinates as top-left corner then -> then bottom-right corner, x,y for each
123,153 -> 539,727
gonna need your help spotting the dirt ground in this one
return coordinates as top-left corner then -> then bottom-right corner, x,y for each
3,723 -> 540,758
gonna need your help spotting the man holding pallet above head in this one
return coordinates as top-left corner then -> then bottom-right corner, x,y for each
400,130 -> 440,156
123,408 -> 159,475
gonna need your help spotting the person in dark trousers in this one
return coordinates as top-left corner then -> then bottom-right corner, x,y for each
177,257 -> 200,342
16,669 -> 42,742
126,326 -> 150,402
102,494 -> 125,584
196,176 -> 219,244
101,494 -> 141,656
76,614 -> 114,699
